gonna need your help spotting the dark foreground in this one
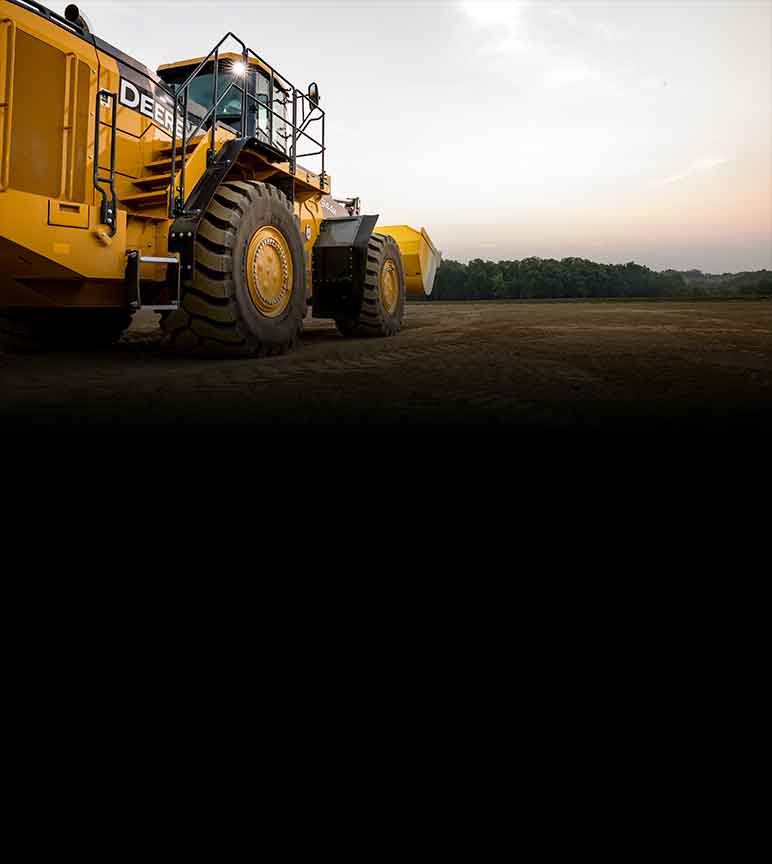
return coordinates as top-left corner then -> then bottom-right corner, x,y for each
1,300 -> 771,432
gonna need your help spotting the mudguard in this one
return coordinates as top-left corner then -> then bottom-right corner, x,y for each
311,215 -> 378,319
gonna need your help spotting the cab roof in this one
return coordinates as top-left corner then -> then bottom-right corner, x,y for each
157,53 -> 283,85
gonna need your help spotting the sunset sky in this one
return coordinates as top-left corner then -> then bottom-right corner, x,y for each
51,0 -> 771,272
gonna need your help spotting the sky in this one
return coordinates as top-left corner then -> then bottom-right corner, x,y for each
49,0 -> 771,272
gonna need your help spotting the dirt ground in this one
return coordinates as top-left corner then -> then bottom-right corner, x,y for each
1,299 -> 771,431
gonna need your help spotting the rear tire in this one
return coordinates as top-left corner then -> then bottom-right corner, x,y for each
162,181 -> 306,356
336,233 -> 405,338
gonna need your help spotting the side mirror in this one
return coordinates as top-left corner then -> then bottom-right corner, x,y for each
307,82 -> 320,105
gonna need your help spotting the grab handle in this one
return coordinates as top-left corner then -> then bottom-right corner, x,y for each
0,18 -> 17,192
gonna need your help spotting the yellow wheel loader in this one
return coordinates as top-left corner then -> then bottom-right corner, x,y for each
0,1 -> 440,353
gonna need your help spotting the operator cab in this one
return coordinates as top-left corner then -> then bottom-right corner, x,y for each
157,54 -> 290,155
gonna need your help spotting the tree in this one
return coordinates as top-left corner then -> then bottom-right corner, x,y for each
430,258 -> 766,301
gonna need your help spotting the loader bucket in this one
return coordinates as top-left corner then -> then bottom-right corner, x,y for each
376,225 -> 441,297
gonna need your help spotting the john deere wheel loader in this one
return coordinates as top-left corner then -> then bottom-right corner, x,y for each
0,1 -> 440,353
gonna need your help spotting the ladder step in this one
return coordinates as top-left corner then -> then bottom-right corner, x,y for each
144,157 -> 184,171
158,135 -> 204,157
125,212 -> 168,222
128,302 -> 179,312
133,173 -> 173,190
140,256 -> 179,265
121,190 -> 168,208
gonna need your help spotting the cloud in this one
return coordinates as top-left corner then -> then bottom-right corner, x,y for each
655,156 -> 729,186
459,0 -> 604,86
459,1 -> 526,28
593,21 -> 626,43
548,63 -> 600,87
459,0 -> 532,55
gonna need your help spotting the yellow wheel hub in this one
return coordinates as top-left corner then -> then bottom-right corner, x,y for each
380,259 -> 399,315
246,226 -> 293,318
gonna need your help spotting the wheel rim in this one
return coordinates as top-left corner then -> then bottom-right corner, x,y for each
246,226 -> 293,318
380,258 -> 399,315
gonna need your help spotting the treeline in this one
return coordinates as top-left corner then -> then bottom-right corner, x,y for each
430,257 -> 772,300
674,269 -> 772,297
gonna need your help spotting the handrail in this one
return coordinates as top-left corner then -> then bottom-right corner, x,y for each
66,55 -> 80,201
187,77 -> 242,142
59,52 -> 76,199
247,47 -> 292,92
178,32 -> 248,94
0,18 -> 16,192
93,89 -> 118,235
168,32 -> 327,217
210,46 -> 219,159
295,104 -> 322,138
190,80 -> 295,145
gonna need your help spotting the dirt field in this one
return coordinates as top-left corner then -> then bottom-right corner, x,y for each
1,300 -> 771,431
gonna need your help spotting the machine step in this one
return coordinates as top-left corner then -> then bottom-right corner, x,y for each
124,212 -> 168,222
157,136 -> 204,158
133,172 -> 173,190
121,190 -> 168,208
126,252 -> 181,311
144,156 -> 184,172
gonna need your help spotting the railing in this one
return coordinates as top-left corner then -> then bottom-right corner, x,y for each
168,32 -> 326,217
60,52 -> 77,200
93,89 -> 117,235
0,18 -> 16,192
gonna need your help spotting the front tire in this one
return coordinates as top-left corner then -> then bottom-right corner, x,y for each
336,233 -> 405,338
162,181 -> 306,355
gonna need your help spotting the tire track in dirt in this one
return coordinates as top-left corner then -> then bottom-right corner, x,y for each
2,301 -> 771,427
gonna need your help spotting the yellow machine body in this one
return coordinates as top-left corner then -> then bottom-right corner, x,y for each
0,0 -> 438,315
